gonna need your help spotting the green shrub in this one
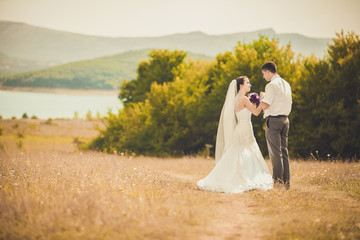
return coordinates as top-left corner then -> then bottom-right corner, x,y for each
45,118 -> 52,125
12,122 -> 19,129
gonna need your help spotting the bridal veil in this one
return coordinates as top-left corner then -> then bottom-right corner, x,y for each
215,80 -> 238,164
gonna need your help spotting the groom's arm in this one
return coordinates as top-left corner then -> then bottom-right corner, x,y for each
261,84 -> 276,111
259,91 -> 270,110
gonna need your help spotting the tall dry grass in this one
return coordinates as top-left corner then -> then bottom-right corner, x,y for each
0,119 -> 359,239
0,151 -> 215,239
0,118 -> 105,153
248,160 -> 360,240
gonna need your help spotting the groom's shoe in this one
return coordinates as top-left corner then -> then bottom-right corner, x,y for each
273,180 -> 290,190
273,181 -> 283,189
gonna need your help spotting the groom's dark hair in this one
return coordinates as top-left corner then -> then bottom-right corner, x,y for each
261,61 -> 277,73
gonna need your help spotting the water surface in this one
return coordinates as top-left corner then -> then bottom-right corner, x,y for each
0,90 -> 123,119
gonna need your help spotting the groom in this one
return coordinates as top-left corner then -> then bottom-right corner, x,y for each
260,61 -> 292,189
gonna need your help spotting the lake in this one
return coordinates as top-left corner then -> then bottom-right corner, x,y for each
0,90 -> 123,119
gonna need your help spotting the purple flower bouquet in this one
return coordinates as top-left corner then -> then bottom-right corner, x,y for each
247,92 -> 261,106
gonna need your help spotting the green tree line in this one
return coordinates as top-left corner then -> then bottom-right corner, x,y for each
89,31 -> 360,159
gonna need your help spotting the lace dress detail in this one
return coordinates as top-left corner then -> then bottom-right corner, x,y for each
197,108 -> 273,193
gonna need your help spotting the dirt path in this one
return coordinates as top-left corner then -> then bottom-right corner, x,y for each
162,170 -> 268,240
199,194 -> 267,240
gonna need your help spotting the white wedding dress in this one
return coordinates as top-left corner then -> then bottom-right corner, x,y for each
197,106 -> 273,193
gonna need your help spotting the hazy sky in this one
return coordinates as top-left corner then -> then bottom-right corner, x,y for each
0,0 -> 359,38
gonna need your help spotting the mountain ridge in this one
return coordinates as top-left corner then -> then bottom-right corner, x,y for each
0,21 -> 331,63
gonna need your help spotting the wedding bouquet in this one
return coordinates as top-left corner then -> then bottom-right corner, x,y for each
247,92 -> 261,106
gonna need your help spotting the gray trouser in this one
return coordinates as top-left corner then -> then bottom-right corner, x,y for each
265,116 -> 290,185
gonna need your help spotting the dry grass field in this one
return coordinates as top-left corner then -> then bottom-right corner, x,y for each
0,119 -> 359,239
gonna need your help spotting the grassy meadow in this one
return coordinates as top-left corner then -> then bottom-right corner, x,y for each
0,118 -> 359,239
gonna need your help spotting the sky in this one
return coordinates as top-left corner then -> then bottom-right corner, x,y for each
0,0 -> 359,38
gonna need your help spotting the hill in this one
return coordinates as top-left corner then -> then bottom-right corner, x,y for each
0,49 -> 213,90
0,51 -> 56,76
0,21 -> 331,63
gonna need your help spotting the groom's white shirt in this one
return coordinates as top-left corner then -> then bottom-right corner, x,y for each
262,74 -> 292,118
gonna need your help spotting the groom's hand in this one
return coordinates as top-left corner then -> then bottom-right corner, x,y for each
260,91 -> 265,100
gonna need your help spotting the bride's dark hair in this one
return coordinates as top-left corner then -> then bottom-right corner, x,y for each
236,76 -> 248,92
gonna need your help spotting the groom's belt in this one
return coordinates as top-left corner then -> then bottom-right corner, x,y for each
268,115 -> 287,118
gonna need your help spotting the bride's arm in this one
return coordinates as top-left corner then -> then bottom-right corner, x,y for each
262,102 -> 270,110
244,97 -> 263,116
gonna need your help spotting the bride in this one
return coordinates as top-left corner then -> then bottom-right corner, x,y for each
197,76 -> 273,193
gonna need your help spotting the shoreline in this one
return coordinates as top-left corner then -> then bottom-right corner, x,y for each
0,86 -> 120,96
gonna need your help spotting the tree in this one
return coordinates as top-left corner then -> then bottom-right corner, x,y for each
119,49 -> 187,105
292,31 -> 360,158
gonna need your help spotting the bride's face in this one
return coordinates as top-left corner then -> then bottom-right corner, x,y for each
242,78 -> 251,93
